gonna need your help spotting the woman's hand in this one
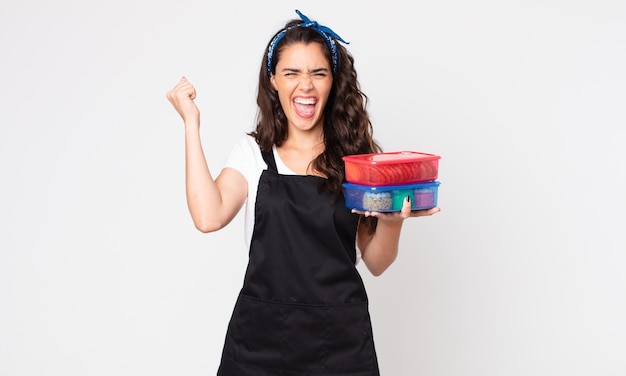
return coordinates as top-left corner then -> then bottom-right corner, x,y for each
166,77 -> 200,124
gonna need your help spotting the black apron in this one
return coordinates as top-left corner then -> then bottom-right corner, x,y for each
217,149 -> 380,375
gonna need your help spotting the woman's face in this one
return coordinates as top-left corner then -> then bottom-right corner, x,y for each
270,42 -> 333,136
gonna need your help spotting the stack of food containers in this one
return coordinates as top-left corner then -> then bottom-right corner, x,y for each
342,151 -> 441,212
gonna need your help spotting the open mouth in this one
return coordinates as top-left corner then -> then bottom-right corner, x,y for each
293,97 -> 316,118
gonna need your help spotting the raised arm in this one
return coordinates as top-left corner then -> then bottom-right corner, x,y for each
166,77 -> 247,233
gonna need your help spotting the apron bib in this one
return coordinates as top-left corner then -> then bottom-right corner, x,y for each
218,149 -> 379,376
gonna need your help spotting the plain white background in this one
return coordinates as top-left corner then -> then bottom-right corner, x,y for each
1,0 -> 625,375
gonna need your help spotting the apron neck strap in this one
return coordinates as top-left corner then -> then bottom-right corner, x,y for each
261,148 -> 278,172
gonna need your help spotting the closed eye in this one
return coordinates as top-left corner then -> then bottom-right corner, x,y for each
310,68 -> 329,77
281,68 -> 300,77
279,68 -> 329,76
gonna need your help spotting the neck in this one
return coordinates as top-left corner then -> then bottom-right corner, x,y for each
284,128 -> 324,151
277,130 -> 326,176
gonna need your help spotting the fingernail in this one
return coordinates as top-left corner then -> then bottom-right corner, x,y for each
406,195 -> 411,202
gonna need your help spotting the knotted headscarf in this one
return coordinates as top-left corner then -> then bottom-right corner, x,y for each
267,10 -> 349,77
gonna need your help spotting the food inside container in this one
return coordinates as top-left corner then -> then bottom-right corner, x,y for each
343,181 -> 440,212
342,151 -> 441,186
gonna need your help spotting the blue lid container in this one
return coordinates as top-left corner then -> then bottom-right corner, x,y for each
343,181 -> 440,212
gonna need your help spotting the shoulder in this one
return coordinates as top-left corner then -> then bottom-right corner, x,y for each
225,134 -> 266,180
233,134 -> 263,161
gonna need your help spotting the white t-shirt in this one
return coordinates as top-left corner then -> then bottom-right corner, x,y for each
223,134 -> 361,262
223,134 -> 297,249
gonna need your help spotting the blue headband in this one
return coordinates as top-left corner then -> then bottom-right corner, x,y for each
267,10 -> 349,78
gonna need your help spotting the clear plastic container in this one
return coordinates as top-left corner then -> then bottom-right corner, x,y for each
343,151 -> 441,186
343,181 -> 440,212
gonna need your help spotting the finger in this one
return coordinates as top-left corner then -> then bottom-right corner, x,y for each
166,79 -> 192,99
410,206 -> 441,217
171,77 -> 194,91
400,195 -> 411,218
171,84 -> 196,101
351,209 -> 375,217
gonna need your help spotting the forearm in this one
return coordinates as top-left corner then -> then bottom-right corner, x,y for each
360,220 -> 404,276
184,123 -> 224,232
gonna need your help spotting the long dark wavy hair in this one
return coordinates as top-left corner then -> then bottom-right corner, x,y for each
250,17 -> 382,230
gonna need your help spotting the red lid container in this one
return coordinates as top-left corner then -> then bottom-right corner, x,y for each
343,151 -> 440,186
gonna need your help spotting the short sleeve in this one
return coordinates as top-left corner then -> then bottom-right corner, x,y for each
223,134 -> 266,186
223,134 -> 266,249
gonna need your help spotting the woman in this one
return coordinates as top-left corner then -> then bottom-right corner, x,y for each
167,9 -> 439,375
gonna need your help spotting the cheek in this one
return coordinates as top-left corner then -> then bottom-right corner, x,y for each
320,86 -> 333,102
277,92 -> 293,109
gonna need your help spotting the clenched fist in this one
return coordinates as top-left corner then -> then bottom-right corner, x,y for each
166,77 -> 200,124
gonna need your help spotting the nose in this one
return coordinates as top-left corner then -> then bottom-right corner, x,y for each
299,74 -> 313,91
